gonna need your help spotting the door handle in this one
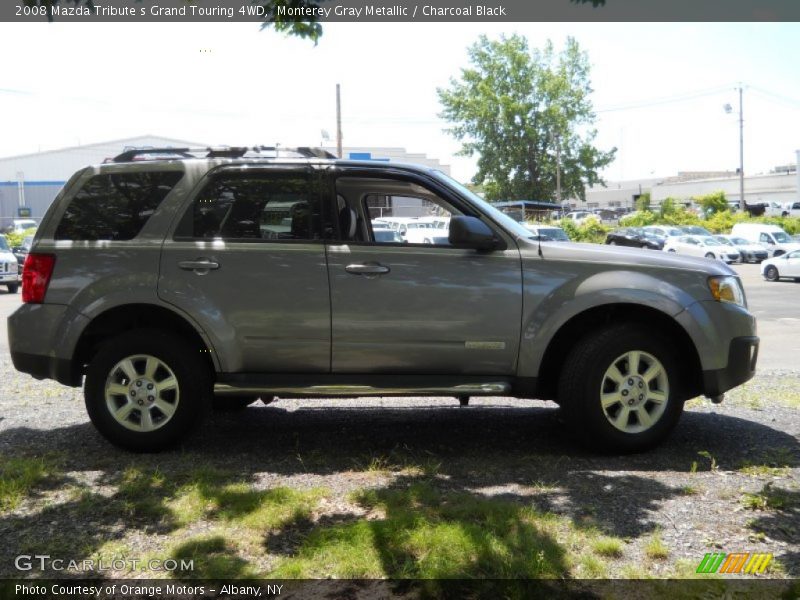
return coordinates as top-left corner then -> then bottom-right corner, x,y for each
178,259 -> 220,272
345,262 -> 390,275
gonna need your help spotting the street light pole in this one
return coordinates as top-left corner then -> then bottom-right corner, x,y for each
738,85 -> 745,212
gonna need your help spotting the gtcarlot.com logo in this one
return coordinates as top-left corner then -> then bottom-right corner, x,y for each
696,552 -> 772,575
15,554 -> 194,573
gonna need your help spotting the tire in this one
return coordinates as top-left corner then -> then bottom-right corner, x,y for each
6,283 -> 18,294
84,329 -> 212,452
704,252 -> 715,259
558,324 -> 684,453
764,265 -> 779,282
212,395 -> 275,410
608,240 -> 617,246
667,249 -> 676,253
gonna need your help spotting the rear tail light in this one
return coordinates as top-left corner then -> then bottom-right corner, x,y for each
22,253 -> 56,304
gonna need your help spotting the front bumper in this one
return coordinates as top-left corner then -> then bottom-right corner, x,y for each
701,336 -> 759,397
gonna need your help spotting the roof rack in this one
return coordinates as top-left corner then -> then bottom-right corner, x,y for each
111,146 -> 338,163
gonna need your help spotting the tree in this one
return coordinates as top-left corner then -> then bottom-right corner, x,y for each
437,35 -> 615,202
635,192 -> 651,212
694,191 -> 729,216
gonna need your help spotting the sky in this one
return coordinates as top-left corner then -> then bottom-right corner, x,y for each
1,21 -> 800,185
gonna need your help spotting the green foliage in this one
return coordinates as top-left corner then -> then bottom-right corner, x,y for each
658,197 -> 678,217
560,218 -> 611,244
438,34 -> 615,201
694,191 -> 729,216
619,210 -> 657,227
3,228 -> 36,248
634,192 -> 651,212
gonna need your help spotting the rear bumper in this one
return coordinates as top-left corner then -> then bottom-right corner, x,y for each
10,351 -> 81,387
701,336 -> 759,397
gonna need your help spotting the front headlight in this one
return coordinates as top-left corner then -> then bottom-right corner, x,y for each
708,275 -> 746,307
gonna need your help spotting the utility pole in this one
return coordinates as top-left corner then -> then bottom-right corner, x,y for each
738,85 -> 745,212
556,135 -> 562,204
336,84 -> 343,158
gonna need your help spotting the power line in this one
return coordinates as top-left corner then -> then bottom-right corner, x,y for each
595,84 -> 736,114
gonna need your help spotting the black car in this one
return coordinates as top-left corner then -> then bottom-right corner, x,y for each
605,227 -> 664,250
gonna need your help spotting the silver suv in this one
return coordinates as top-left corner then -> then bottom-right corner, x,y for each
8,147 -> 759,452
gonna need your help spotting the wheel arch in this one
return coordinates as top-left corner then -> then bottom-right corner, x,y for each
73,303 -> 219,382
535,303 -> 703,402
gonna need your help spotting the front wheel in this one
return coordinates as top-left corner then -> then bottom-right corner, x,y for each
764,265 -> 780,282
558,324 -> 684,453
6,283 -> 18,294
84,330 -> 212,452
704,252 -> 716,260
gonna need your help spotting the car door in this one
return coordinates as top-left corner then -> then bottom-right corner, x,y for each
784,250 -> 800,276
326,169 -> 523,375
159,166 -> 332,374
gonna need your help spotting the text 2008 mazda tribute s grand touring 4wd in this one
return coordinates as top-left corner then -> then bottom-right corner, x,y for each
8,147 -> 758,452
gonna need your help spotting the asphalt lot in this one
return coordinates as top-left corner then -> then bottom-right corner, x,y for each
0,262 -> 796,369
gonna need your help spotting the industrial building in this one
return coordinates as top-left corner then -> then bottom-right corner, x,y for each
0,136 -> 450,229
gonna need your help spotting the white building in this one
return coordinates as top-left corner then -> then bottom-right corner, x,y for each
0,136 -> 450,229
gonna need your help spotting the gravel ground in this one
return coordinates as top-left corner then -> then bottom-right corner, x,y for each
1,354 -> 799,579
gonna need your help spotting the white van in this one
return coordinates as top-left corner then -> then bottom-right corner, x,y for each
731,223 -> 800,257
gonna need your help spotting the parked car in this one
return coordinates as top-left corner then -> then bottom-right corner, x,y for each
679,226 -> 713,237
730,223 -> 800,257
713,235 -> 768,264
524,224 -> 570,241
663,235 -> 740,263
9,145 -> 758,453
761,250 -> 800,282
0,234 -> 21,293
605,227 -> 664,250
373,229 -> 404,243
642,225 -> 684,239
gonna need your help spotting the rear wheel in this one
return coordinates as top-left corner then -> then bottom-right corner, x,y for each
558,324 -> 684,453
6,284 -> 18,294
764,265 -> 780,282
84,330 -> 212,452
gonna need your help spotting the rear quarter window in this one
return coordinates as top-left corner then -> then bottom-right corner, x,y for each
54,171 -> 183,240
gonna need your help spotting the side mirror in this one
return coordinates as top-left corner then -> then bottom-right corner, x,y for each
448,216 -> 497,251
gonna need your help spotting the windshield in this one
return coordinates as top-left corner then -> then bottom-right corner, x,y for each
431,171 -> 535,239
0,237 -> 9,251
702,238 -> 721,246
715,237 -> 733,245
774,232 -> 792,243
731,237 -> 750,245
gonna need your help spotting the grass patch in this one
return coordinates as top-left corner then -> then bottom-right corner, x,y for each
0,455 -> 57,511
725,374 -> 800,409
679,485 -> 701,496
591,537 -> 624,558
644,532 -> 670,560
742,483 -> 796,511
269,480 -> 615,579
168,467 -> 324,530
738,448 -> 794,478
